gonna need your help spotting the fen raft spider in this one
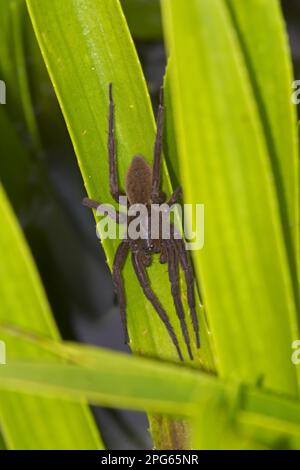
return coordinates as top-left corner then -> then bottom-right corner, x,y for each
83,84 -> 200,361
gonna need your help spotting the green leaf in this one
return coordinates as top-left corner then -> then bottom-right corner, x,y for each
0,184 -> 103,449
1,342 -> 300,448
225,0 -> 299,327
0,0 -> 41,152
26,0 -> 215,368
0,432 -> 6,450
163,59 -> 180,189
26,0 -> 215,448
161,0 -> 299,395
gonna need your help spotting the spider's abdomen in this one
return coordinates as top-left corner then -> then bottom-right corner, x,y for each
125,155 -> 152,204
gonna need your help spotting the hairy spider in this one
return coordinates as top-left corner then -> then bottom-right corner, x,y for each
83,84 -> 200,361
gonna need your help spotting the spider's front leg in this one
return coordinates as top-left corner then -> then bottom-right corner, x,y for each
112,240 -> 130,344
167,186 -> 182,206
151,87 -> 164,203
131,251 -> 183,361
108,84 -> 125,203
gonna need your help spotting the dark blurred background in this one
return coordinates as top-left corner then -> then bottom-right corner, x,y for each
0,0 -> 299,450
282,0 -> 300,83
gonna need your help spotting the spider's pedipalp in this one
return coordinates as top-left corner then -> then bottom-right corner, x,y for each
159,244 -> 167,264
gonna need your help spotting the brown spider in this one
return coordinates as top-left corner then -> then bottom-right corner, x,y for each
83,84 -> 200,361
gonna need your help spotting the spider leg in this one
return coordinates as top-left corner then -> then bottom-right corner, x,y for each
175,238 -> 200,348
151,87 -> 164,203
167,187 -> 182,207
83,197 -> 102,210
165,242 -> 193,360
112,240 -> 130,343
108,83 -> 123,203
82,197 -> 124,223
131,252 -> 183,361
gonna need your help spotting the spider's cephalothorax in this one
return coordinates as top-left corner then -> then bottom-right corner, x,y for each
83,84 -> 200,361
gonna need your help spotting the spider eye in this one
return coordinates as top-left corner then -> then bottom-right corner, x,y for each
146,242 -> 154,252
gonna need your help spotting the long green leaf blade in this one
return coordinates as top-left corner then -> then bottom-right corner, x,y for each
0,185 -> 103,449
2,324 -> 300,449
26,0 -> 217,449
26,0 -> 214,368
225,0 -> 299,320
1,350 -> 300,448
161,0 -> 299,395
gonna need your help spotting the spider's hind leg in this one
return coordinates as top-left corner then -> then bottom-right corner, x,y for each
131,252 -> 183,361
165,243 -> 193,360
112,240 -> 130,344
175,238 -> 200,349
